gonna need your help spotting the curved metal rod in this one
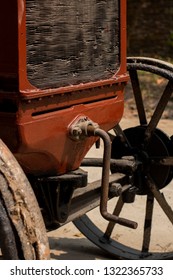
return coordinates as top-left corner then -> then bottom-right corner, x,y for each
103,196 -> 124,240
88,126 -> 138,229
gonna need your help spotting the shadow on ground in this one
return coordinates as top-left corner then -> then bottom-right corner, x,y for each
49,236 -> 111,260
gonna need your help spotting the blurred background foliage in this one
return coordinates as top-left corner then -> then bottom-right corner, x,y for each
127,0 -> 173,60
125,1 -> 173,119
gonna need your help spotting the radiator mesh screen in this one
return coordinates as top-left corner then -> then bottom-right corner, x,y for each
26,0 -> 120,89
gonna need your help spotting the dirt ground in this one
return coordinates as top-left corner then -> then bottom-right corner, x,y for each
48,115 -> 173,260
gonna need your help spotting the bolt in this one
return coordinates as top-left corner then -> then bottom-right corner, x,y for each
72,127 -> 82,137
109,183 -> 122,196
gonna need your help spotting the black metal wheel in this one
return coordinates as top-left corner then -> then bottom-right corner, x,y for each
0,140 -> 50,259
74,57 -> 173,259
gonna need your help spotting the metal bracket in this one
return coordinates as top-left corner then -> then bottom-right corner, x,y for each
69,116 -> 99,141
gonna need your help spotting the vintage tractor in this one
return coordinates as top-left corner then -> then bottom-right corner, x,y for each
0,0 -> 173,259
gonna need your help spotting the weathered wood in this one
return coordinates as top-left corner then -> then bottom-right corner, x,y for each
26,0 -> 120,89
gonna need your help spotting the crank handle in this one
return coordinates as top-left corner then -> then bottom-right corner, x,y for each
101,209 -> 138,229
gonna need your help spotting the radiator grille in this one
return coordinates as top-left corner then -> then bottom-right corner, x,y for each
26,0 -> 120,89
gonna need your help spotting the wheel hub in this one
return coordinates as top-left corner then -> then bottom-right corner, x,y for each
112,126 -> 173,195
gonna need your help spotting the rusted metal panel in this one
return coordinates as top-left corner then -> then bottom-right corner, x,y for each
26,0 -> 120,88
